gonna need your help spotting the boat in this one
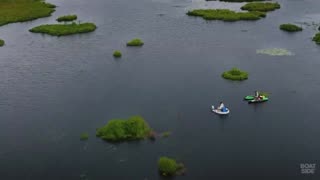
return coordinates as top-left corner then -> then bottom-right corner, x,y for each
248,96 -> 268,103
211,106 -> 230,115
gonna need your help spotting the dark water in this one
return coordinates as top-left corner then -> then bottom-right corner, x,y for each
0,0 -> 320,179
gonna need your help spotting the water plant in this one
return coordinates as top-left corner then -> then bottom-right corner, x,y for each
80,133 -> 89,141
161,131 -> 171,138
0,39 -> 4,46
187,9 -> 266,22
158,157 -> 185,176
113,50 -> 122,58
0,0 -> 56,27
241,2 -> 281,12
222,68 -> 248,81
96,116 -> 152,142
29,22 -> 97,36
256,48 -> 293,56
57,14 -> 77,22
126,38 -> 144,46
312,33 -> 320,45
280,24 -> 303,32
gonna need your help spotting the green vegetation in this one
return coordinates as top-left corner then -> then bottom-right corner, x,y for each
187,9 -> 266,22
158,157 -> 185,176
219,0 -> 266,2
57,14 -> 77,22
0,39 -> 4,47
161,131 -> 171,138
96,116 -> 152,142
113,50 -> 122,58
80,133 -> 89,141
241,2 -> 281,12
0,0 -> 56,27
256,48 -> 293,56
29,22 -> 97,36
280,24 -> 303,32
312,33 -> 320,45
127,38 -> 144,46
222,68 -> 248,81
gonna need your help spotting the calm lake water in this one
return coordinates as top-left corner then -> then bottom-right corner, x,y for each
0,0 -> 320,179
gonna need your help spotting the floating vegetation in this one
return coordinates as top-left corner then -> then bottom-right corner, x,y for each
312,33 -> 320,45
256,48 -> 294,56
57,14 -> 77,22
126,38 -> 144,46
241,2 -> 281,12
161,131 -> 171,138
222,68 -> 248,81
0,0 -> 56,27
158,157 -> 186,177
113,50 -> 122,58
187,9 -> 266,22
0,39 -> 4,47
80,133 -> 89,141
280,24 -> 303,32
29,22 -> 97,36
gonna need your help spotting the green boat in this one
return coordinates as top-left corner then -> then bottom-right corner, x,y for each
248,96 -> 268,103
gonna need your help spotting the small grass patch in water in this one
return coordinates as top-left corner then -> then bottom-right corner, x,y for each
312,33 -> 320,45
126,38 -> 144,46
161,131 -> 171,138
280,24 -> 303,32
57,14 -> 77,22
113,50 -> 122,58
222,68 -> 248,81
187,9 -> 266,22
0,39 -> 4,47
80,133 -> 89,141
158,157 -> 186,177
29,22 -> 97,36
0,0 -> 56,27
241,2 -> 280,12
256,48 -> 294,56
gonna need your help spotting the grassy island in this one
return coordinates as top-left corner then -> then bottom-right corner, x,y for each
187,9 -> 266,22
0,0 -> 56,27
57,14 -> 77,22
127,38 -> 144,46
279,24 -> 303,32
113,50 -> 122,58
80,133 -> 89,141
96,116 -> 152,142
241,2 -> 281,12
313,33 -> 320,45
0,39 -> 4,47
158,157 -> 186,177
222,68 -> 248,81
29,22 -> 97,36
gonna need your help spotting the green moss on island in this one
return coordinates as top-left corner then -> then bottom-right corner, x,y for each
29,22 -> 97,36
187,9 -> 266,22
127,38 -> 144,46
222,68 -> 248,81
0,39 -> 4,47
57,14 -> 77,22
313,33 -> 320,45
158,157 -> 186,176
113,50 -> 122,58
80,133 -> 89,141
279,24 -> 303,32
96,116 -> 152,142
0,0 -> 56,27
241,2 -> 281,12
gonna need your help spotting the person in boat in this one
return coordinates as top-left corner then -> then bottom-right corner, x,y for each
217,101 -> 226,112
254,91 -> 262,100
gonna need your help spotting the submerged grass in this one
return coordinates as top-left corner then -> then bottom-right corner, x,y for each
0,0 -> 56,27
241,2 -> 281,12
57,14 -> 77,22
29,22 -> 97,36
280,24 -> 303,32
256,48 -> 294,56
187,9 -> 266,22
222,68 -> 248,81
312,33 -> 320,45
80,133 -> 89,141
0,39 -> 4,46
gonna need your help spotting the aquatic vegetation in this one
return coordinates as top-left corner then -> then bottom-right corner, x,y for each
256,48 -> 294,56
187,9 -> 266,22
0,39 -> 4,47
113,50 -> 122,58
29,22 -> 97,36
57,14 -> 77,22
312,33 -> 320,45
280,24 -> 303,32
158,157 -> 186,176
222,68 -> 248,81
96,116 -> 151,142
219,0 -> 266,2
0,0 -> 56,27
126,38 -> 144,46
241,2 -> 281,12
161,131 -> 171,138
80,133 -> 89,141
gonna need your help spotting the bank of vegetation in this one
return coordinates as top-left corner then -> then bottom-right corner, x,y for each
241,2 -> 281,12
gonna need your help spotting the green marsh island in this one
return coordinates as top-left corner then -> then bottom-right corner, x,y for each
313,33 -> 320,45
241,2 -> 281,12
222,68 -> 248,81
29,22 -> 97,36
113,50 -> 122,58
280,24 -> 303,32
158,157 -> 186,177
56,14 -> 77,22
0,0 -> 55,27
0,39 -> 4,47
127,38 -> 144,46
